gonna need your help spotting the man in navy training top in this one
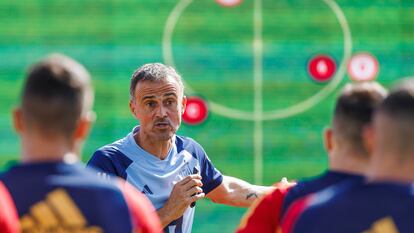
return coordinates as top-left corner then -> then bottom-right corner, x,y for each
1,54 -> 162,233
283,79 -> 414,233
235,82 -> 387,233
88,63 -> 275,233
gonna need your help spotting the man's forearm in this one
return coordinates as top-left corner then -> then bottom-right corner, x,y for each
207,176 -> 275,207
247,185 -> 274,199
235,184 -> 275,207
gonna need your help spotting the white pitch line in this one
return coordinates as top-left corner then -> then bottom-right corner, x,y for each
162,0 -> 352,122
162,0 -> 195,94
162,0 -> 352,185
261,0 -> 352,120
253,0 -> 263,185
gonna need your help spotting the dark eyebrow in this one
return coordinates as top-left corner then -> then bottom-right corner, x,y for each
164,92 -> 178,98
142,95 -> 156,101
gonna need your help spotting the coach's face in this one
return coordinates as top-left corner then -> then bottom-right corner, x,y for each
130,76 -> 186,142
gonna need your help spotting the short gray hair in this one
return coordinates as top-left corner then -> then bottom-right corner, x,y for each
130,63 -> 184,99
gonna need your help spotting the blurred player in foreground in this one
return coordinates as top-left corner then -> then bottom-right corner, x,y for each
1,54 -> 161,233
236,82 -> 387,233
282,79 -> 414,233
87,63 -> 275,233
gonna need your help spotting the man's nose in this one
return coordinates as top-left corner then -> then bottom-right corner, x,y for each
155,105 -> 168,117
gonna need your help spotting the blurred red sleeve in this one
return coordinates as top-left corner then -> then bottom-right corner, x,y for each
235,184 -> 294,233
0,181 -> 20,233
280,195 -> 313,233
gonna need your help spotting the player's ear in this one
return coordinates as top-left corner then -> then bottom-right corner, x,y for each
129,98 -> 138,118
181,95 -> 187,115
72,113 -> 94,158
323,127 -> 334,152
12,107 -> 24,134
73,112 -> 94,141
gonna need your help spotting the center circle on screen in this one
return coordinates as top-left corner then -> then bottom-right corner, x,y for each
163,0 -> 352,121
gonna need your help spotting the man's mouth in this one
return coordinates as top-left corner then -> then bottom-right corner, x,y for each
154,122 -> 170,128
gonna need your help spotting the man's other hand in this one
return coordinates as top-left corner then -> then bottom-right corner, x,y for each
157,174 -> 204,227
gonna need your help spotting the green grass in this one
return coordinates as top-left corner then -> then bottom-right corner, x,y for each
0,0 -> 413,232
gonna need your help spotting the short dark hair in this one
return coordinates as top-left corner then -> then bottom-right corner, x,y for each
379,80 -> 414,117
130,63 -> 184,99
333,82 -> 387,155
21,54 -> 93,138
377,79 -> 414,156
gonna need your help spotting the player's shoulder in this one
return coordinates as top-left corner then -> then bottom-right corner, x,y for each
175,134 -> 201,147
88,144 -> 133,179
60,163 -> 123,190
282,173 -> 328,208
317,179 -> 414,205
175,135 -> 206,156
289,182 -> 414,233
66,166 -> 132,198
94,144 -> 124,158
300,178 -> 363,214
78,169 -> 123,191
282,180 -> 360,232
91,138 -> 133,164
285,171 -> 363,205
93,134 -> 129,155
350,182 -> 414,202
297,171 -> 362,189
4,162 -> 121,193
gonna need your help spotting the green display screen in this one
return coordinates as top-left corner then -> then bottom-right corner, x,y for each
0,0 -> 413,232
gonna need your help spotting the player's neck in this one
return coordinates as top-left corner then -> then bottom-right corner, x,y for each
20,133 -> 75,163
367,154 -> 414,183
329,149 -> 369,176
135,133 -> 172,160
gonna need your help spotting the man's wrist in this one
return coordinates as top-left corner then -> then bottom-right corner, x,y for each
157,206 -> 175,228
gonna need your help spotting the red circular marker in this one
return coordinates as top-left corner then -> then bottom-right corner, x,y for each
216,0 -> 242,7
182,97 -> 208,125
308,55 -> 337,82
347,53 -> 379,81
